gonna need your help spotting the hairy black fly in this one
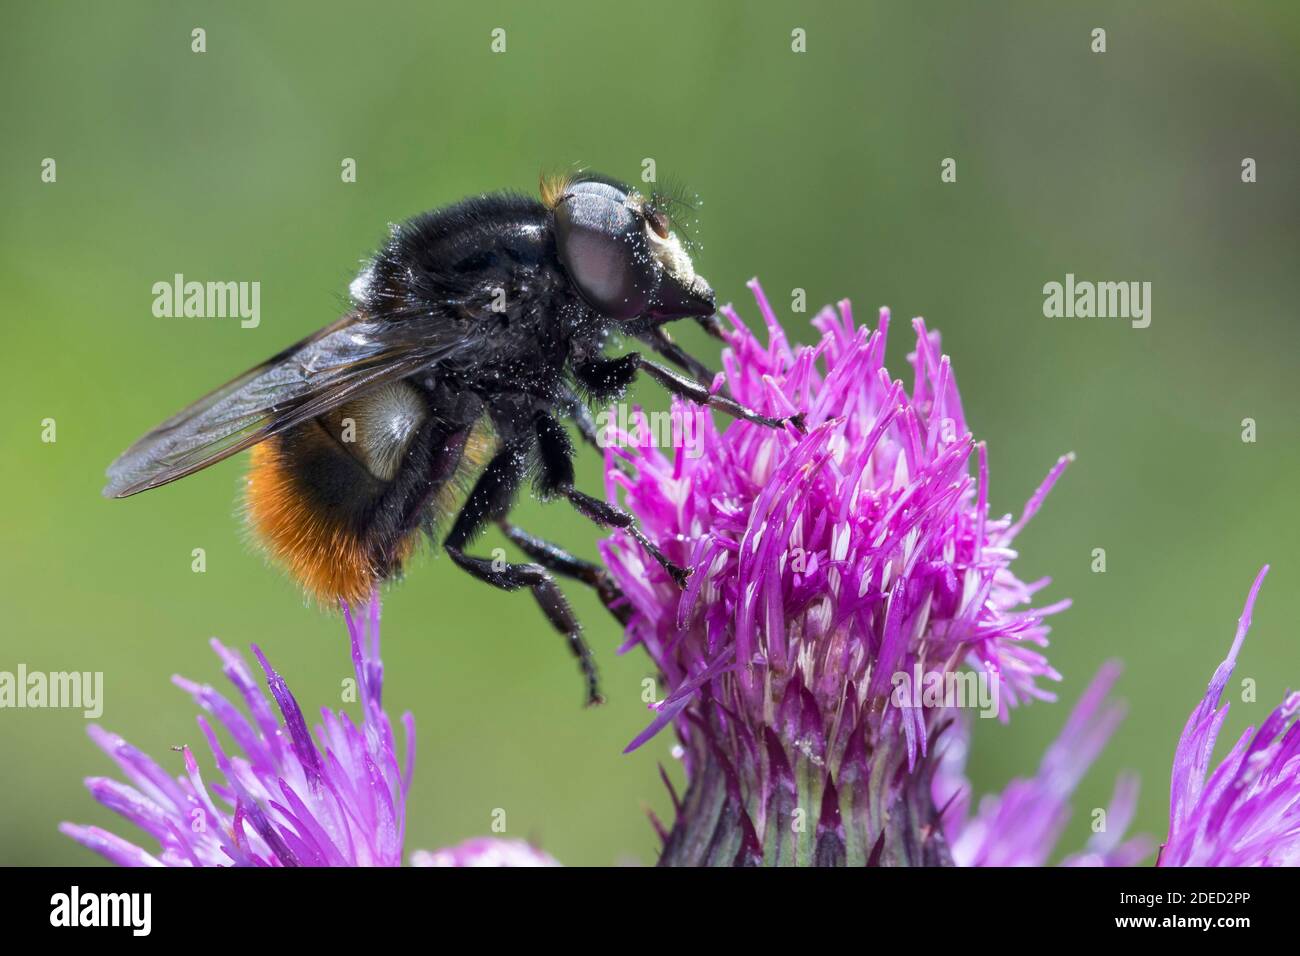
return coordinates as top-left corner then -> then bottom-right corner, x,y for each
104,172 -> 802,704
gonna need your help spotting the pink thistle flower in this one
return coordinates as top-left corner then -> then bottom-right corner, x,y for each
601,280 -> 1073,865
936,662 -> 1153,867
1162,565 -> 1300,866
60,597 -> 415,866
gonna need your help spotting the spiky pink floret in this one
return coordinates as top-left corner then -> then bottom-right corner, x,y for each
1162,566 -> 1300,866
61,596 -> 415,866
936,662 -> 1153,867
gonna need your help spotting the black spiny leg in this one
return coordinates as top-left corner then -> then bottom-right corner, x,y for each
562,485 -> 689,589
574,352 -> 803,433
562,387 -> 603,453
498,520 -> 633,626
635,355 -> 806,432
534,412 -> 689,589
572,352 -> 640,402
638,325 -> 720,387
444,443 -> 603,706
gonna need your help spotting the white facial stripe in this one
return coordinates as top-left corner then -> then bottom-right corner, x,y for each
626,191 -> 707,294
647,227 -> 698,286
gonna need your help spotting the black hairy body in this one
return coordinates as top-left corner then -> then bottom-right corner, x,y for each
105,174 -> 801,703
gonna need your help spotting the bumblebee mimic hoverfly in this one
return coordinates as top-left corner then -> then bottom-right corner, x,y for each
105,172 -> 801,704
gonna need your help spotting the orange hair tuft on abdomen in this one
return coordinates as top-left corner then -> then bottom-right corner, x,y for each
245,436 -> 403,607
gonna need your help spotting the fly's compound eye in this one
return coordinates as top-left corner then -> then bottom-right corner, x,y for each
553,179 -> 654,319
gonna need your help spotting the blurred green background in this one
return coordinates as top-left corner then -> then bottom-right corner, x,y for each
2,1 -> 1297,866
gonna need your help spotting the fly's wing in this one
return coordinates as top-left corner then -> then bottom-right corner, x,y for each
104,313 -> 465,498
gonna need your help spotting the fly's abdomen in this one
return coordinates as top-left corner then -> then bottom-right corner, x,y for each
244,379 -> 466,605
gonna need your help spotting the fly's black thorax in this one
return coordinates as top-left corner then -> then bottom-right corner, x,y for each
361,192 -> 608,404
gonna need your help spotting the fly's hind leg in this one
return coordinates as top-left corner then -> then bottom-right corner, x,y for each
444,443 -> 602,706
498,520 -> 633,627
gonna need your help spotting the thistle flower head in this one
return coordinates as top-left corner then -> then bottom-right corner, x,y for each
61,596 -> 415,866
601,281 -> 1072,864
1162,565 -> 1300,866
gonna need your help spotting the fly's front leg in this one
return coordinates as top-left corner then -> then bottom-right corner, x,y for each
572,353 -> 640,402
633,355 -> 805,432
560,387 -> 602,453
569,352 -> 638,466
637,325 -> 720,387
694,312 -> 728,341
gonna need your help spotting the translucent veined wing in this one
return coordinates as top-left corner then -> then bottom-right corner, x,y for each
104,313 -> 465,498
